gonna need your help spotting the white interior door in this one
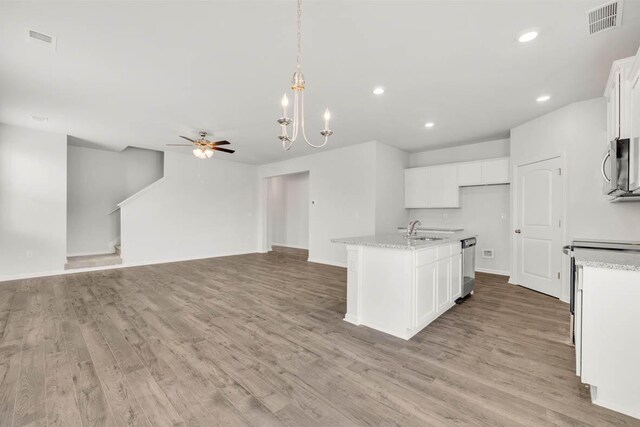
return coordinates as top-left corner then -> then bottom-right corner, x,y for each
515,157 -> 562,298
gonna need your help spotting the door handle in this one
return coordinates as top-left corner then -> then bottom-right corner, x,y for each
515,229 -> 521,234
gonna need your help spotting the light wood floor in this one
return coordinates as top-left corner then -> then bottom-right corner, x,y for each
1,248 -> 637,426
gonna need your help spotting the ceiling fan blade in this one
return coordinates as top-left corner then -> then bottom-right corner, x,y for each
212,147 -> 235,154
166,144 -> 193,146
179,135 -> 195,142
208,140 -> 231,147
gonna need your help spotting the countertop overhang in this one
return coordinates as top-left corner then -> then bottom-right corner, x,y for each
574,248 -> 640,272
331,232 -> 477,250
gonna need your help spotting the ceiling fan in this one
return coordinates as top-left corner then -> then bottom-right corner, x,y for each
166,131 -> 235,159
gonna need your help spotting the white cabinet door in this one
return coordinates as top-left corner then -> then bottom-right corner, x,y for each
426,165 -> 459,208
457,162 -> 482,186
481,158 -> 510,185
404,167 -> 429,208
450,253 -> 462,301
436,258 -> 450,312
415,262 -> 437,326
629,70 -> 640,192
607,71 -> 621,141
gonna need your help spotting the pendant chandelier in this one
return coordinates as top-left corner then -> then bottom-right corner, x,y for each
277,0 -> 333,151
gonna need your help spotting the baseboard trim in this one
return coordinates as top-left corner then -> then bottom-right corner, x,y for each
0,250 -> 256,283
270,243 -> 309,250
476,268 -> 510,277
307,258 -> 347,268
67,250 -> 115,257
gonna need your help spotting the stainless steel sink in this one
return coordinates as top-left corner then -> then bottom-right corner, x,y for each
403,235 -> 444,241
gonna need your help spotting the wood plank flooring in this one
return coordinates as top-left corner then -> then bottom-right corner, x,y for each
0,248 -> 637,426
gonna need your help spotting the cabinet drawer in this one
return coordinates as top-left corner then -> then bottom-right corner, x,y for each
415,248 -> 437,266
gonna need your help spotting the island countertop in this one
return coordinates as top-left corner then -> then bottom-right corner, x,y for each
574,248 -> 640,272
331,231 -> 477,250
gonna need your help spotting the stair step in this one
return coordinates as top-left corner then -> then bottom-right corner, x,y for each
65,253 -> 122,270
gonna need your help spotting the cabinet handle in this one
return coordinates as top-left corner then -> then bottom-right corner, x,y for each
515,229 -> 521,234
601,151 -> 611,183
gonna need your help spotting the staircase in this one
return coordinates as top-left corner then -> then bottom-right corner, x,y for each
65,244 -> 122,270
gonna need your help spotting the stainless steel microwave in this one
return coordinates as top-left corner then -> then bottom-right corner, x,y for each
602,138 -> 640,197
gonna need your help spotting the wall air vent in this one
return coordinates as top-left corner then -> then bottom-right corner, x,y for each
587,0 -> 623,36
26,29 -> 56,50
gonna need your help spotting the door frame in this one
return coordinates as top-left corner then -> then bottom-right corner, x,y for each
260,170 -> 311,255
510,154 -> 569,302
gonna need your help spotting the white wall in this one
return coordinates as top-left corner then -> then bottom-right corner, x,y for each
0,123 -> 67,280
409,139 -> 511,275
119,151 -> 257,265
375,142 -> 409,234
511,97 -> 640,301
409,138 -> 510,167
267,172 -> 309,249
67,145 -> 163,256
258,141 -> 378,267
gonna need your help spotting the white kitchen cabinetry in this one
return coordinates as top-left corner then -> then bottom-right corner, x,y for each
404,167 -> 429,208
629,53 -> 640,192
344,241 -> 462,340
457,162 -> 482,186
480,158 -> 510,185
426,164 -> 459,208
604,54 -> 636,142
404,157 -> 509,208
413,242 -> 462,334
575,265 -> 640,420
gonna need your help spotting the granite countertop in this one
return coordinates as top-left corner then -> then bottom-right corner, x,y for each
574,248 -> 640,272
332,231 -> 477,250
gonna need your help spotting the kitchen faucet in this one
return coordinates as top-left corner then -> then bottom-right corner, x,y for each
407,220 -> 422,236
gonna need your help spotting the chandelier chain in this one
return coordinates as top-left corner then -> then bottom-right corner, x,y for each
296,0 -> 302,70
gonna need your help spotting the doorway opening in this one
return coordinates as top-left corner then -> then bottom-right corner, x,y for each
266,171 -> 310,260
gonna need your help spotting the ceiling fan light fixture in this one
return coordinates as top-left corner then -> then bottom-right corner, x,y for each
193,147 -> 206,159
205,148 -> 214,158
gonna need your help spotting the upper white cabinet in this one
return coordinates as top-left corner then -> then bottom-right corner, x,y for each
604,54 -> 636,142
629,50 -> 640,192
457,162 -> 482,186
404,157 -> 509,208
426,164 -> 459,208
480,158 -> 510,185
404,167 -> 429,208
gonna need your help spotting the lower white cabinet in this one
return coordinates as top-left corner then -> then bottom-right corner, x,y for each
414,243 -> 462,332
575,265 -> 640,420
450,253 -> 462,300
343,241 -> 463,340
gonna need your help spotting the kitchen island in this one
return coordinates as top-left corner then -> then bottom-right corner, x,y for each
332,231 -> 476,340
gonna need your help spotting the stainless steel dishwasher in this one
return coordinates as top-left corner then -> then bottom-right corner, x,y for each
458,237 -> 476,301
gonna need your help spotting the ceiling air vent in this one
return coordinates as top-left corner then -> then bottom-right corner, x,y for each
26,29 -> 56,50
587,0 -> 623,35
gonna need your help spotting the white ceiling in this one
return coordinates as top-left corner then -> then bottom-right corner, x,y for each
1,1 -> 639,164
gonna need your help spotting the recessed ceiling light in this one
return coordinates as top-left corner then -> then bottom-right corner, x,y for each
518,31 -> 538,43
424,122 -> 435,128
536,95 -> 551,102
31,115 -> 48,123
373,87 -> 385,95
